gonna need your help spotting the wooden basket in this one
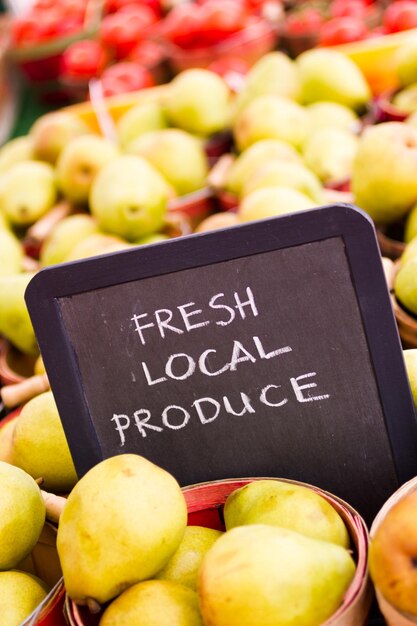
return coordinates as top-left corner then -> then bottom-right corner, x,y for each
370,476 -> 417,626
65,477 -> 372,626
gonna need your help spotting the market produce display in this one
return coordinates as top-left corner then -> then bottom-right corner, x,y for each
3,1 -> 417,624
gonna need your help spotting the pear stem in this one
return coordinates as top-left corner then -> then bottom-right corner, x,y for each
41,489 -> 67,523
86,598 -> 101,614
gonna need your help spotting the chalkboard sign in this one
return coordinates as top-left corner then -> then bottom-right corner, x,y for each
26,204 -> 417,523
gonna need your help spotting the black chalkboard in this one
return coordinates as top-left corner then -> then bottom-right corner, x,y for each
25,204 -> 417,524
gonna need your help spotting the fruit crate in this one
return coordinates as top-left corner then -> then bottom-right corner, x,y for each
65,477 -> 371,626
370,476 -> 417,626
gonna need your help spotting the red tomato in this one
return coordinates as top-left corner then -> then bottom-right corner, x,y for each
318,16 -> 368,46
128,39 -> 165,67
285,7 -> 324,36
158,4 -> 204,47
10,16 -> 49,46
330,0 -> 369,19
100,8 -> 157,59
99,62 -> 155,96
198,0 -> 248,44
60,39 -> 108,80
384,1 -> 417,32
105,0 -> 161,17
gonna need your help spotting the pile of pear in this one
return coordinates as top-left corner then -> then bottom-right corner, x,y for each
0,46 -> 374,366
53,452 -> 356,626
0,459 -> 52,626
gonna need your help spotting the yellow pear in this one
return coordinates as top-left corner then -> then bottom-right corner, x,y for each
0,570 -> 49,626
234,95 -> 310,152
198,524 -> 355,626
34,354 -> 46,375
224,480 -> 349,547
56,134 -> 119,205
296,48 -> 371,110
0,136 -> 34,174
0,229 -> 23,276
117,100 -> 168,149
235,51 -> 302,113
0,414 -> 19,463
100,580 -> 203,626
306,101 -> 359,132
65,232 -> 132,262
11,391 -> 78,493
165,69 -> 232,136
57,454 -> 187,605
394,256 -> 417,315
195,213 -> 240,233
302,127 -> 359,184
0,272 -> 38,355
127,128 -> 208,196
404,203 -> 417,243
156,526 -> 223,590
225,139 -> 303,197
241,160 -> 323,202
238,186 -> 317,223
2,161 -> 56,226
369,489 -> 417,616
0,461 -> 45,569
30,111 -> 90,164
403,349 -> 417,411
40,214 -> 100,266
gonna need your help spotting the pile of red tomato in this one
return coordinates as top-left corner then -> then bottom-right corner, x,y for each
283,0 -> 417,48
7,0 -> 417,101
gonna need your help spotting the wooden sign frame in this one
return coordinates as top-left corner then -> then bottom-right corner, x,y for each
25,204 -> 417,523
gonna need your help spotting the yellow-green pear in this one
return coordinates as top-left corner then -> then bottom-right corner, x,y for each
303,127 -> 359,184
224,480 -> 349,547
224,139 -> 303,197
392,83 -> 417,114
400,236 -> 417,266
242,160 -> 323,202
234,95 -> 310,152
195,212 -> 240,233
0,570 -> 49,626
65,232 -> 132,261
135,233 -> 170,245
0,461 -> 45,569
2,161 -> 56,226
0,414 -> 19,463
296,48 -> 371,110
0,272 -> 38,355
34,354 -> 46,375
198,525 -> 356,626
352,122 -> 417,224
100,580 -> 203,626
156,526 -> 223,590
57,454 -> 187,605
306,101 -> 360,132
238,186 -> 317,223
0,229 -> 23,275
40,214 -> 100,266
30,111 -> 90,164
0,136 -> 34,174
404,203 -> 417,243
127,129 -> 208,196
117,100 -> 168,149
56,134 -> 119,205
404,349 -> 417,411
396,40 -> 417,87
165,69 -> 232,136
395,256 -> 417,315
235,52 -> 302,113
11,391 -> 78,493
90,155 -> 169,241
